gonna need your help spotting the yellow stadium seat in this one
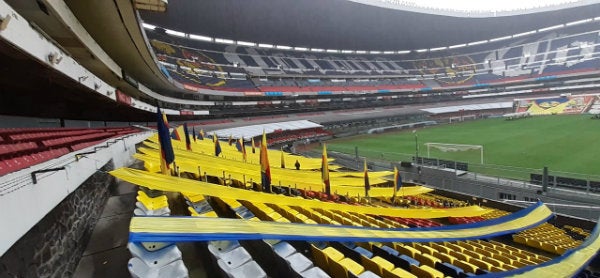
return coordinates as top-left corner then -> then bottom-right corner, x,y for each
469,258 -> 493,271
513,234 -> 528,245
410,264 -> 444,278
182,192 -> 205,203
414,253 -> 441,268
188,206 -> 199,216
311,245 -> 339,272
414,244 -> 436,255
457,241 -> 477,251
435,252 -> 457,264
199,211 -> 218,217
444,243 -> 465,253
330,257 -> 365,278
481,256 -> 504,268
464,249 -> 483,260
490,266 -> 506,272
454,260 -> 479,274
137,191 -> 168,210
449,250 -> 470,262
362,256 -> 394,276
382,267 -> 418,278
396,245 -> 420,257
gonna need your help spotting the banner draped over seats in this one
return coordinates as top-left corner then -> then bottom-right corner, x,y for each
132,151 -> 424,198
479,218 -> 600,278
110,168 -> 489,218
128,202 -> 553,243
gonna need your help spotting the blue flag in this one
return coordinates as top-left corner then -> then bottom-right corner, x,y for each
157,107 -> 174,174
183,123 -> 192,151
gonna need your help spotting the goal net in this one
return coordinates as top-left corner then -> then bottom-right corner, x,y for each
425,143 -> 484,164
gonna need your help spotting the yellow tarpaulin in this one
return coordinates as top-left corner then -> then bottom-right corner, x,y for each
110,168 -> 489,218
128,202 -> 552,243
135,148 -> 401,197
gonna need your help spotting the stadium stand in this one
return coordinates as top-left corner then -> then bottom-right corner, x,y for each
1,0 -> 600,277
145,22 -> 600,94
0,127 -> 140,176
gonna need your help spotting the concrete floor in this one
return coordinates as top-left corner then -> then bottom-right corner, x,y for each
73,178 -> 209,278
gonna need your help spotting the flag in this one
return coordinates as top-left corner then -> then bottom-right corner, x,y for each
214,133 -> 222,157
260,131 -> 271,193
251,137 -> 256,153
322,143 -> 330,195
157,107 -> 174,175
241,138 -> 247,162
170,126 -> 181,140
228,135 -> 233,146
192,127 -> 196,142
198,129 -> 204,140
183,123 -> 192,151
235,138 -> 243,152
364,159 -> 370,197
280,147 -> 285,168
393,166 -> 402,199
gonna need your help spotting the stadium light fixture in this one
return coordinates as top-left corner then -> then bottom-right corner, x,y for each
538,24 -> 564,32
416,49 -> 428,53
512,30 -> 536,38
595,17 -> 600,21
489,36 -> 511,42
276,45 -> 292,50
341,50 -> 353,54
397,50 -> 411,54
448,44 -> 466,49
356,50 -> 367,54
467,40 -> 487,46
369,51 -> 381,54
566,18 -> 593,26
214,38 -> 234,44
165,29 -> 185,37
189,34 -> 213,42
142,23 -> 156,30
326,49 -> 339,53
237,40 -> 256,46
258,43 -> 274,48
294,47 -> 308,51
383,51 -> 395,54
430,47 -> 447,51
311,48 -> 325,52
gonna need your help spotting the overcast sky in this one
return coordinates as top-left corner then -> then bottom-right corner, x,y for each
402,0 -> 584,11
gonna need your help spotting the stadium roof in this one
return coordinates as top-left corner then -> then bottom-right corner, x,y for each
140,0 -> 600,51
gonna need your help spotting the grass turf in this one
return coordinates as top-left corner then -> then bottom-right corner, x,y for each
327,115 -> 600,180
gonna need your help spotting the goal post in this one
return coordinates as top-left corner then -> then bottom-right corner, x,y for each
425,143 -> 484,164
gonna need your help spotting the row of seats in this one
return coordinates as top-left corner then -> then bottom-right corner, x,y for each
128,190 -> 188,278
0,141 -> 37,156
513,222 -> 582,254
0,127 -> 140,177
183,193 -> 268,278
0,148 -> 69,176
216,197 -> 332,277
234,193 -> 561,278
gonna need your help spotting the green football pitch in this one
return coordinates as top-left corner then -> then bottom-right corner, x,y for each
326,115 -> 600,181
